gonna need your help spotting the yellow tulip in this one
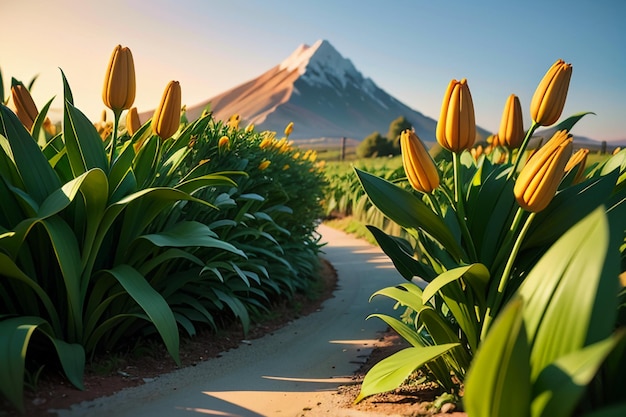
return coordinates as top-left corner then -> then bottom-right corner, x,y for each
258,160 -> 271,171
218,135 -> 230,148
11,83 -> 38,131
498,94 -> 524,149
565,148 -> 589,184
126,107 -> 141,136
245,123 -> 255,133
102,45 -> 136,113
284,122 -> 294,137
400,130 -> 439,193
514,130 -> 573,212
152,81 -> 181,140
530,59 -> 572,126
228,114 -> 240,131
436,78 -> 476,153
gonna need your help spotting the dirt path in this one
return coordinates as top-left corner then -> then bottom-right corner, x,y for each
48,225 -> 405,417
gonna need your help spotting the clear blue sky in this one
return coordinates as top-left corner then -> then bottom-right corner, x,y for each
2,0 -> 625,142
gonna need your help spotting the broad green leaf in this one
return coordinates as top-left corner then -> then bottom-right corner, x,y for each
63,100 -> 108,176
104,265 -> 180,365
581,404 -> 626,417
0,254 -> 60,331
519,207 -> 619,379
532,332 -> 624,417
366,225 -> 437,282
355,344 -> 458,403
132,134 -> 160,188
370,282 -> 424,312
464,298 -> 531,417
355,168 -> 465,262
0,317 -> 85,412
422,263 -> 489,306
524,171 -> 618,250
0,104 -> 61,204
552,111 -> 595,133
367,313 -> 424,347
31,96 -> 55,146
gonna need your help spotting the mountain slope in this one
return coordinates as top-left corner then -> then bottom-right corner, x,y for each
186,40 -> 490,142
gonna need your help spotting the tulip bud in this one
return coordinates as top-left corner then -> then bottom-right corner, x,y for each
498,94 -> 524,149
152,81 -> 181,140
565,148 -> 589,184
530,59 -> 572,126
400,129 -> 440,193
126,107 -> 141,136
436,78 -> 476,153
218,135 -> 230,148
514,130 -> 573,212
245,123 -> 254,133
284,122 -> 294,137
102,45 -> 136,113
11,83 -> 38,131
258,160 -> 271,171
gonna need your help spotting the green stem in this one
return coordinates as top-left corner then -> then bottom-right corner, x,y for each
507,121 -> 539,180
481,210 -> 536,338
109,109 -> 121,166
453,152 -> 477,262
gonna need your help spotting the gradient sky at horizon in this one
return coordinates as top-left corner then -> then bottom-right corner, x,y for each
2,0 -> 625,142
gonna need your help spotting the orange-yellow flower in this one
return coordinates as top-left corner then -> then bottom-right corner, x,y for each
514,130 -> 573,212
498,94 -> 524,149
245,124 -> 255,133
218,135 -> 230,148
102,45 -> 136,113
565,148 -> 589,184
11,83 -> 38,131
530,59 -> 572,126
400,130 -> 439,193
126,107 -> 141,136
258,160 -> 271,171
228,114 -> 240,131
436,78 -> 476,153
284,122 -> 294,137
152,81 -> 181,140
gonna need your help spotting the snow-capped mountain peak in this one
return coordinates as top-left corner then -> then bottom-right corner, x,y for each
279,39 -> 361,89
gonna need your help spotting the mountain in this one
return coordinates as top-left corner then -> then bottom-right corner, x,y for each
185,40 -> 491,142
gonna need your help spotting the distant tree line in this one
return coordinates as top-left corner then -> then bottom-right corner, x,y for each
356,116 -> 412,158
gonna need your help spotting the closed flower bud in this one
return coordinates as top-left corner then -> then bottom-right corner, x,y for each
436,78 -> 476,153
284,122 -> 294,137
102,45 -> 136,113
565,148 -> 589,184
43,117 -> 56,136
498,94 -> 524,149
126,107 -> 141,136
258,160 -> 271,171
245,123 -> 254,133
152,81 -> 181,140
530,59 -> 572,126
218,135 -> 230,148
514,130 -> 573,212
11,83 -> 38,131
400,129 -> 439,193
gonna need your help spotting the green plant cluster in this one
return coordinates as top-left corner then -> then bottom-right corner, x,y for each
0,74 -> 326,413
335,73 -> 626,413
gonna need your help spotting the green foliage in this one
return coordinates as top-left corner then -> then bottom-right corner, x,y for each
465,207 -> 626,417
356,131 -> 393,158
349,110 -> 626,403
386,116 -> 412,149
0,75 -> 326,411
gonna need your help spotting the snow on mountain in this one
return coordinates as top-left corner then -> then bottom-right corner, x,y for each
185,40 -> 490,142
